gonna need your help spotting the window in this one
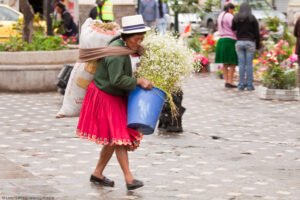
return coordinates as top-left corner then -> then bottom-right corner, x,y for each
231,0 -> 272,10
248,0 -> 272,10
0,6 -> 19,21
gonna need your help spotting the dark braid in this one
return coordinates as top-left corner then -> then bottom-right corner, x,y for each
221,3 -> 235,28
159,0 -> 163,18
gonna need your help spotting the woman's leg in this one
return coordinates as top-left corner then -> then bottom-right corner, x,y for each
93,145 -> 115,178
115,145 -> 134,184
162,18 -> 167,35
228,64 -> 236,86
245,41 -> 256,90
157,19 -> 162,34
236,41 -> 246,90
223,63 -> 229,84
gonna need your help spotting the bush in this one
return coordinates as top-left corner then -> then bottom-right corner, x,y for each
0,33 -> 67,51
0,13 -> 70,52
262,66 -> 297,90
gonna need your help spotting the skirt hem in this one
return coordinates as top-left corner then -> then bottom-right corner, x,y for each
76,129 -> 143,151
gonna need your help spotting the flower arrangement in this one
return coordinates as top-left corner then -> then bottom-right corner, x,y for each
199,35 -> 217,56
137,33 -> 194,117
60,35 -> 78,45
216,65 -> 223,78
256,40 -> 298,89
193,53 -> 209,72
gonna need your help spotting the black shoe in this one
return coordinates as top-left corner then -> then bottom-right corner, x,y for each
126,179 -> 144,190
225,83 -> 237,88
90,175 -> 115,187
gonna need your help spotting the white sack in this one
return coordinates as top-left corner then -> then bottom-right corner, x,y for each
57,61 -> 98,117
57,19 -> 121,118
79,18 -> 120,49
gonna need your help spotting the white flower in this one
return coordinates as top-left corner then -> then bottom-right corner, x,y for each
136,33 -> 194,117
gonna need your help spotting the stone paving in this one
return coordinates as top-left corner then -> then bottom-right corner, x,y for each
0,73 -> 300,200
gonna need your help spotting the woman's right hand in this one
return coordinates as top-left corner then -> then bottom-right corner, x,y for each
137,78 -> 153,90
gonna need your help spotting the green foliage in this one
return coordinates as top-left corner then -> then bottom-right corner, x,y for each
283,26 -> 296,47
233,4 -> 240,15
33,13 -> 45,33
0,33 -> 66,51
281,70 -> 298,89
169,0 -> 202,14
262,16 -> 288,43
25,32 -> 67,51
12,19 -> 23,35
264,16 -> 282,32
203,0 -> 218,12
262,66 -> 297,89
11,13 -> 45,36
0,36 -> 26,51
52,13 -> 65,35
188,34 -> 202,52
0,12 -> 69,52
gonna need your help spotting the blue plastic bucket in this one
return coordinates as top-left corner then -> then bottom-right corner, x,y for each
127,86 -> 166,135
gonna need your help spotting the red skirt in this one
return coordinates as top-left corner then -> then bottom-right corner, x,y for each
76,82 -> 142,151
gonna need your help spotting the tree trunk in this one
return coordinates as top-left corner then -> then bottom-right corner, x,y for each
20,0 -> 35,43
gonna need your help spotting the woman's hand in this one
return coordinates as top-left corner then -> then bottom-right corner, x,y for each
137,78 -> 153,90
137,46 -> 145,56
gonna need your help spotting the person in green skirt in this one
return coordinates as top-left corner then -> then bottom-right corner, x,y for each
215,2 -> 238,88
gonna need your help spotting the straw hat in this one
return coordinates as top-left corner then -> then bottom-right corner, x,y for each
119,15 -> 151,34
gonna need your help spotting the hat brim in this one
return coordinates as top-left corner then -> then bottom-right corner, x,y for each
119,26 -> 151,34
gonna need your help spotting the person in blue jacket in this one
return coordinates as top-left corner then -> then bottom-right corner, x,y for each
138,0 -> 159,28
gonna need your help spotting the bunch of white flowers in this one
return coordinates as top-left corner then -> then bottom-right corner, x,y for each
137,33 -> 194,117
138,33 -> 193,93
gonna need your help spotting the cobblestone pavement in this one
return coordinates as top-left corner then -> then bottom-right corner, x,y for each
0,73 -> 300,200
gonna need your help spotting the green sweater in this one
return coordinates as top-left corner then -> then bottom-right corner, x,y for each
94,39 -> 137,96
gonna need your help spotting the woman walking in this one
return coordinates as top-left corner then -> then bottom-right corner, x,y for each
215,3 -> 238,88
76,15 -> 153,190
232,2 -> 260,91
157,0 -> 168,35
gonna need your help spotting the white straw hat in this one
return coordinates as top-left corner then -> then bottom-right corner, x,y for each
119,15 -> 151,34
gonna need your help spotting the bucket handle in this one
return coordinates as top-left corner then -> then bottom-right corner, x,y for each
153,88 -> 167,102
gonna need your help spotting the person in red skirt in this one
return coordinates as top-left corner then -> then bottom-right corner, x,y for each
76,15 -> 153,190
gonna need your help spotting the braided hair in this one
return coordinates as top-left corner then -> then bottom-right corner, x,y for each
221,3 -> 235,28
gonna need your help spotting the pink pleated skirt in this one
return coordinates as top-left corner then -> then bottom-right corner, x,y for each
76,82 -> 143,151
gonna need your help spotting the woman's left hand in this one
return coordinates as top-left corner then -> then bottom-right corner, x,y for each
137,78 -> 154,90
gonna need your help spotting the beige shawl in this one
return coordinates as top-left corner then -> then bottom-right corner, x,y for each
78,46 -> 141,62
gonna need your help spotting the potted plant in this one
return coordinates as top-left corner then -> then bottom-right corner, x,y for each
193,53 -> 210,73
215,65 -> 223,79
199,34 -> 217,63
258,40 -> 299,100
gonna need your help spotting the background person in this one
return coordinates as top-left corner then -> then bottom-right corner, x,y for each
215,3 -> 238,88
55,3 -> 78,40
138,0 -> 159,28
76,15 -> 152,190
89,0 -> 114,22
157,0 -> 168,35
294,15 -> 300,89
232,2 -> 260,91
